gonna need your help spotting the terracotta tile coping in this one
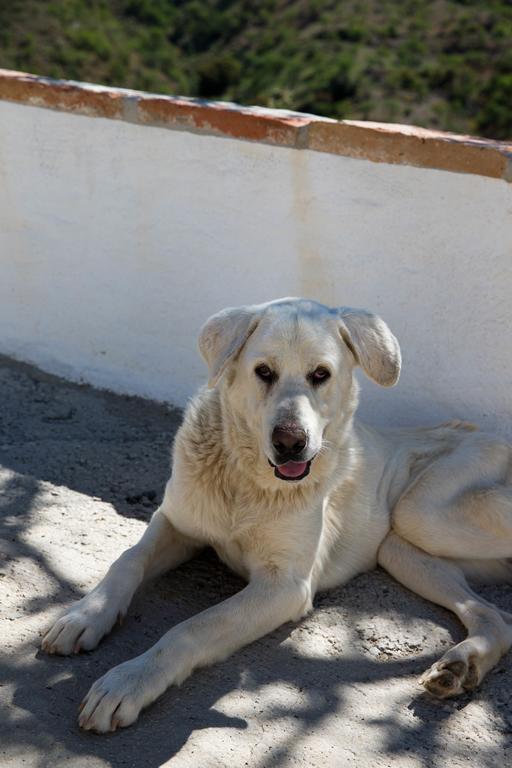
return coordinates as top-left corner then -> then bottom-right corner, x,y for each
1,69 -> 511,182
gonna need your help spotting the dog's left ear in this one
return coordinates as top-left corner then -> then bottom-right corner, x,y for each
337,308 -> 401,387
198,304 -> 262,387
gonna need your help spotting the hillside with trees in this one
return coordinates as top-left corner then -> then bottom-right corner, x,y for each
0,0 -> 511,139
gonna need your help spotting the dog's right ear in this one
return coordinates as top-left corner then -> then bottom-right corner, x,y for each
198,305 -> 262,387
336,307 -> 401,387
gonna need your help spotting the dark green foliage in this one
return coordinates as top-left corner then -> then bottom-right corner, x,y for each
197,54 -> 241,97
0,0 -> 510,139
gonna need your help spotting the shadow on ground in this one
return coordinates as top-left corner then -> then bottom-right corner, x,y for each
0,353 -> 181,520
0,357 -> 511,768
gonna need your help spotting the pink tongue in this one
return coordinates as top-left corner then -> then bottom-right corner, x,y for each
277,461 -> 308,478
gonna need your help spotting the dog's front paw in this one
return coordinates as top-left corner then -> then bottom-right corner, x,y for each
41,596 -> 122,655
78,656 -> 165,732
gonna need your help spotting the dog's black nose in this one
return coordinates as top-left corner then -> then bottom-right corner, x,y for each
272,425 -> 307,458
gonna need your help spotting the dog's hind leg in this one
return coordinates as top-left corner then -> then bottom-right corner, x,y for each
42,508 -> 200,655
393,436 -> 512,560
378,532 -> 512,697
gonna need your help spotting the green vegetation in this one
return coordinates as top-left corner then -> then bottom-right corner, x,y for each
1,0 -> 511,139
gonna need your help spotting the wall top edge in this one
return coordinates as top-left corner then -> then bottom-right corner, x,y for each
1,68 -> 511,182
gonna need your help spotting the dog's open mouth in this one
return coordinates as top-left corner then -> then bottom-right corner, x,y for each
268,458 -> 312,481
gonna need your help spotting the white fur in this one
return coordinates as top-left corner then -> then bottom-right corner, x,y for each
42,298 -> 512,732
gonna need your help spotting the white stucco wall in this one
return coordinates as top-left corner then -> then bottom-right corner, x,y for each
1,99 -> 511,435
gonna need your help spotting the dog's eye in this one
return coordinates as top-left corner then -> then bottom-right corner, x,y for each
309,367 -> 331,385
255,364 -> 276,383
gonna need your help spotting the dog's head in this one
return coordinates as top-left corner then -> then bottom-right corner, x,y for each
199,299 -> 400,485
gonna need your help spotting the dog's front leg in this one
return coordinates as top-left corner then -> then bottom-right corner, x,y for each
42,509 -> 199,655
78,572 -> 312,733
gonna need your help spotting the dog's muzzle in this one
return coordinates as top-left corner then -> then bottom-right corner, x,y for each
269,423 -> 312,481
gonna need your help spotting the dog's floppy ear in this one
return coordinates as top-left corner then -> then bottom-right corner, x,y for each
337,307 -> 401,387
199,304 -> 263,387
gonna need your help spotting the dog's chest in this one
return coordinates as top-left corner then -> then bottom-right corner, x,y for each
168,475 -> 312,579
169,472 -> 259,547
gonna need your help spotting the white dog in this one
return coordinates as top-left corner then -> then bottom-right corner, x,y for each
42,298 -> 512,733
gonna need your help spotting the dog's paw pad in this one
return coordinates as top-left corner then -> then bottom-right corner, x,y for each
420,658 -> 478,698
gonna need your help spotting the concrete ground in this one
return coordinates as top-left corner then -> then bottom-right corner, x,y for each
1,355 -> 511,768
